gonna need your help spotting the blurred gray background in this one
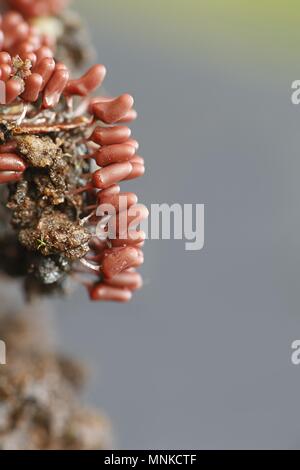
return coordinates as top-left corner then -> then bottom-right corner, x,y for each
50,0 -> 300,449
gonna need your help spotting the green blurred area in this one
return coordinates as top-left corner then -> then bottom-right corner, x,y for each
75,0 -> 300,65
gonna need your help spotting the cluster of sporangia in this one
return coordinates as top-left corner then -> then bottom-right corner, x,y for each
0,0 -> 148,302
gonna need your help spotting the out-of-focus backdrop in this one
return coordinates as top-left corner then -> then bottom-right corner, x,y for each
53,0 -> 300,449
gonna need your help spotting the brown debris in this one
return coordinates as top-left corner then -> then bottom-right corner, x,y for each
12,117 -> 91,135
19,209 -> 90,260
55,11 -> 95,69
14,135 -> 60,168
4,127 -> 94,291
11,56 -> 32,80
0,303 -> 112,450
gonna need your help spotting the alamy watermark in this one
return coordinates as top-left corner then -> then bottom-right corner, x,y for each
94,200 -> 205,252
0,340 -> 6,365
291,81 -> 300,104
291,340 -> 300,365
0,81 -> 5,105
